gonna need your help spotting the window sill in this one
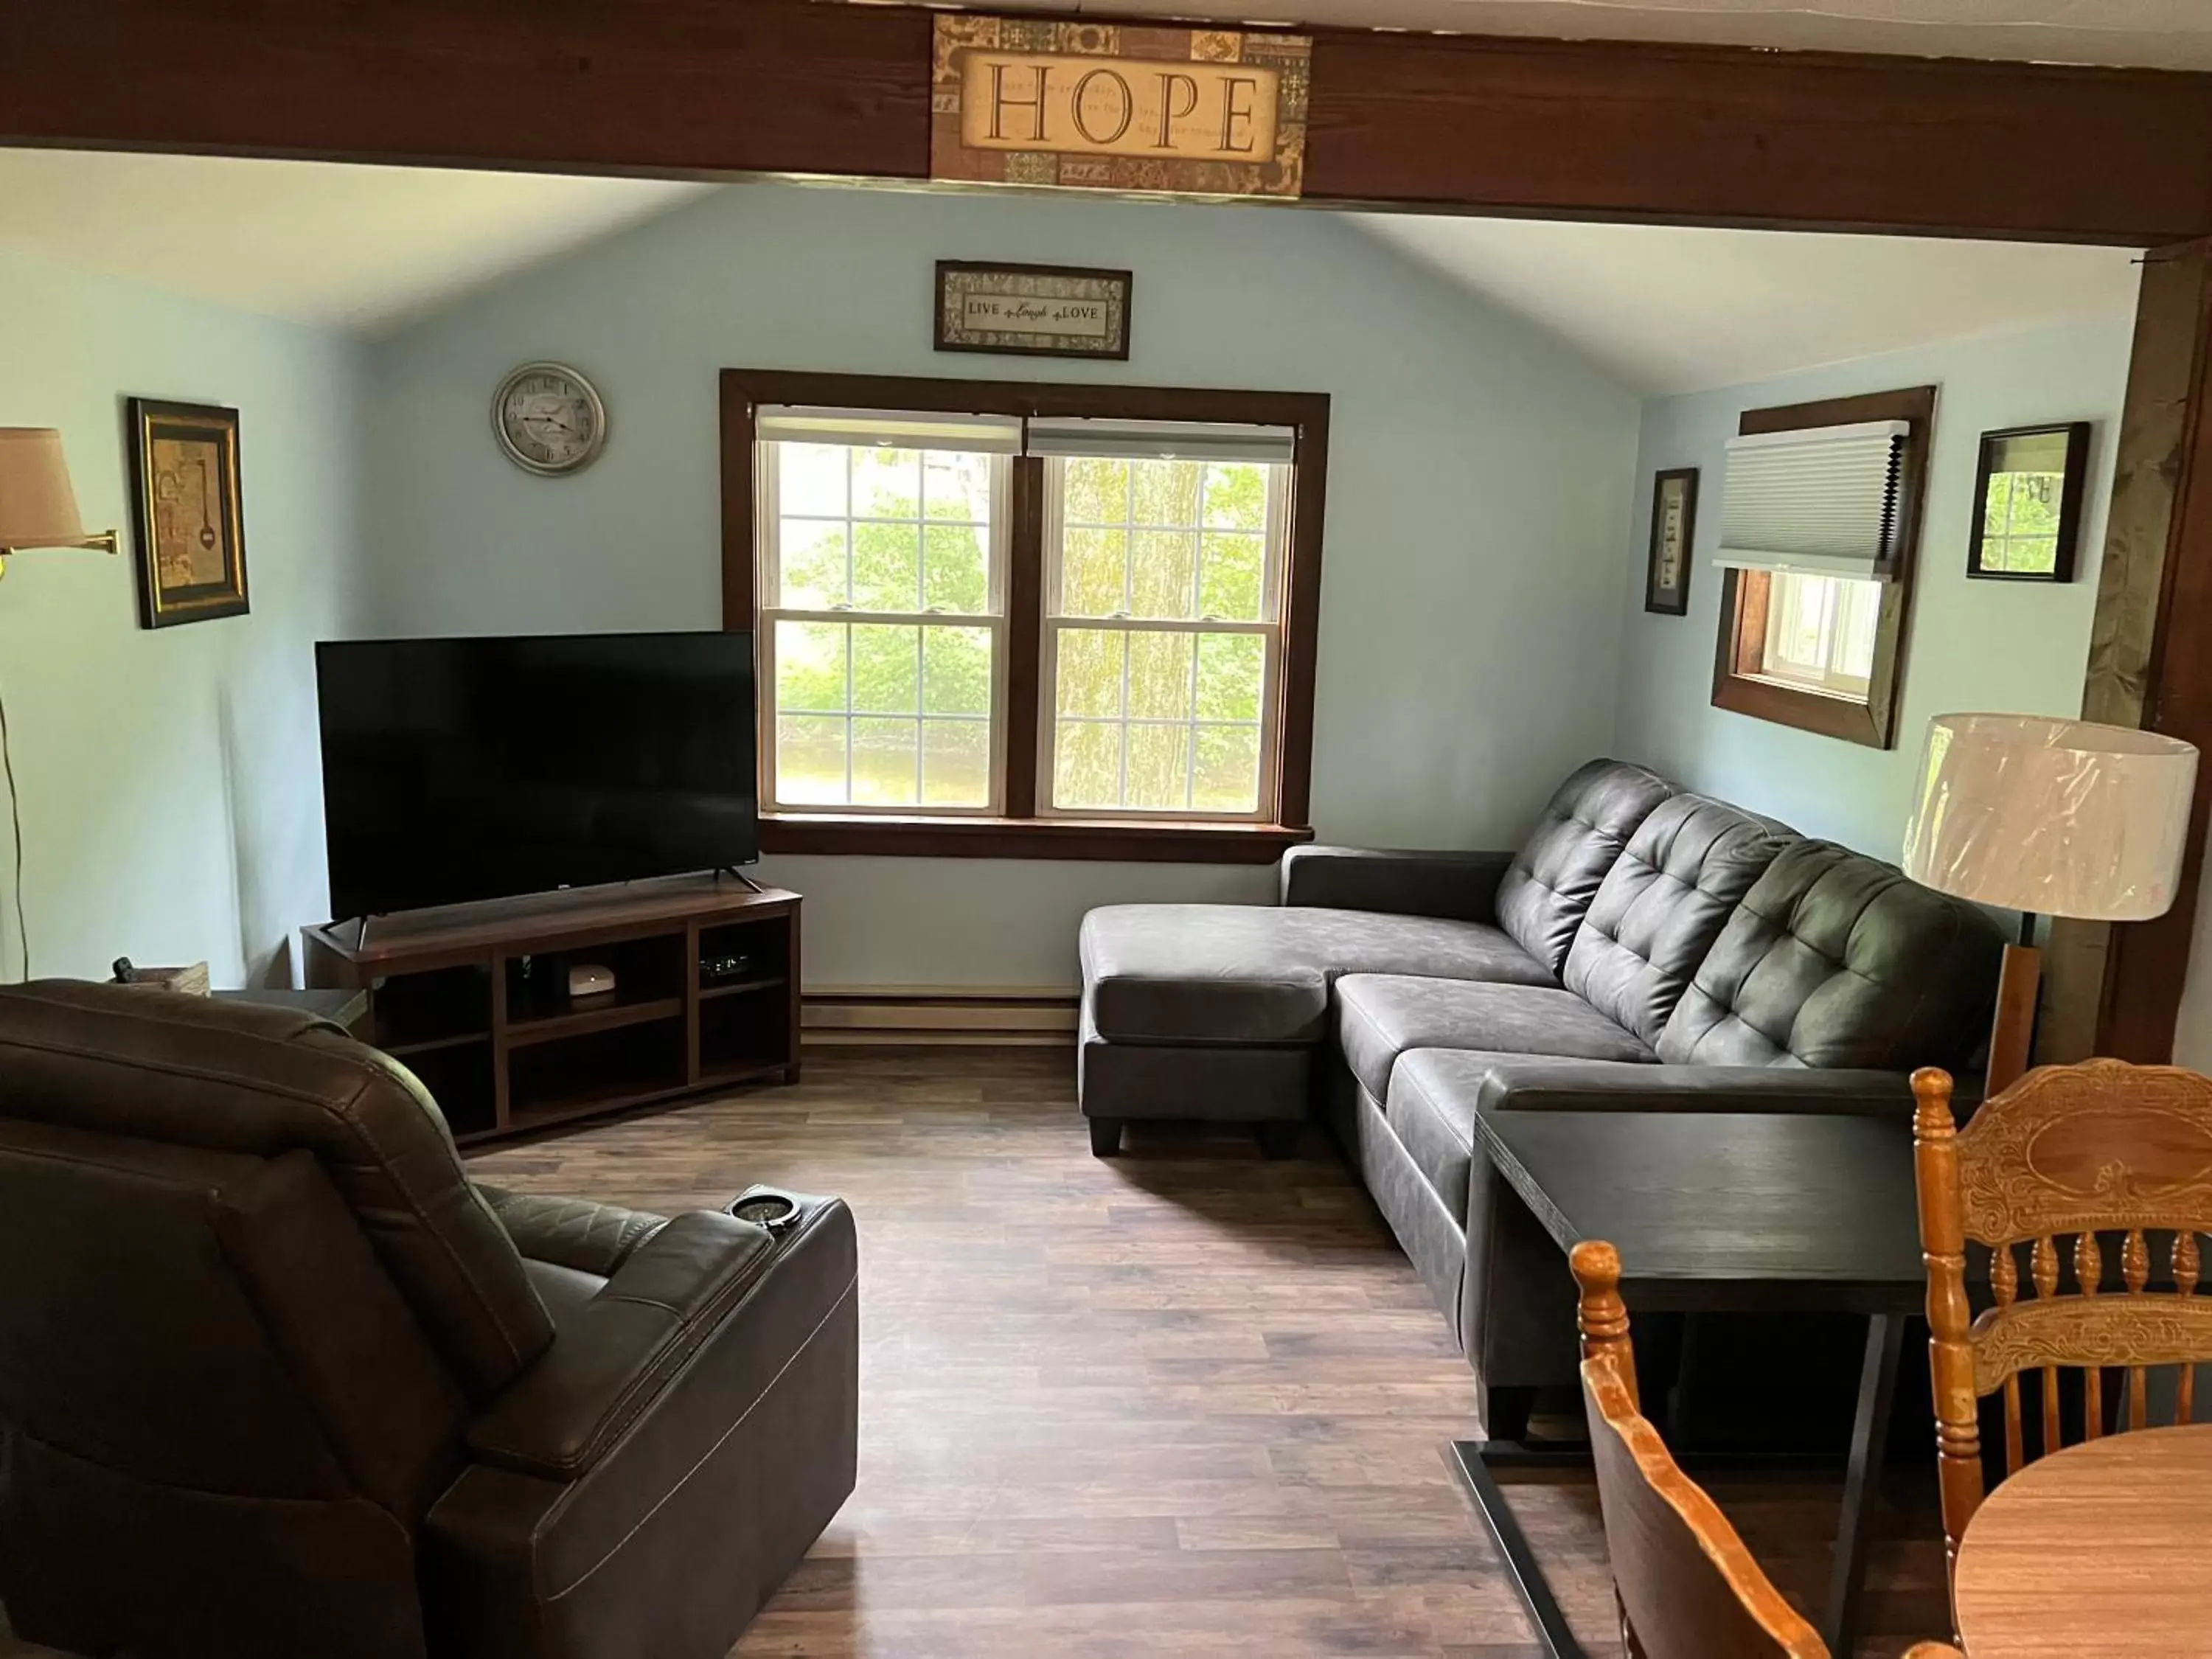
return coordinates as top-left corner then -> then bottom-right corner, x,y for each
1712,669 -> 1889,748
757,813 -> 1315,863
1740,671 -> 1873,704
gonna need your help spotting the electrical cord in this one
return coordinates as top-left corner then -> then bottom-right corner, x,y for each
0,676 -> 24,981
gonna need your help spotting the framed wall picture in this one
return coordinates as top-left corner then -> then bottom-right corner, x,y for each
1645,467 -> 1699,616
935,261 -> 1132,361
128,399 -> 248,628
1967,421 -> 2090,582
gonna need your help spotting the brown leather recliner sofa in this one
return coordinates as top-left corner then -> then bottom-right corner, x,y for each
0,981 -> 857,1659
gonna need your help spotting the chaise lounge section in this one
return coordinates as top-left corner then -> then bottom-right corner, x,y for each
1078,760 -> 2002,1412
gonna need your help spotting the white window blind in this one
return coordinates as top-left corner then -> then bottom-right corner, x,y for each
1714,420 -> 1912,581
1025,417 -> 1297,465
755,406 -> 1025,456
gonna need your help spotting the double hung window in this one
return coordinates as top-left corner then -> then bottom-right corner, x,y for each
754,408 -> 1017,813
1036,420 -> 1290,818
730,373 -> 1327,858
1709,386 -> 1933,749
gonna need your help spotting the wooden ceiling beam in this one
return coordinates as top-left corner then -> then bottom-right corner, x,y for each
1303,29 -> 2212,244
4,2 -> 2212,243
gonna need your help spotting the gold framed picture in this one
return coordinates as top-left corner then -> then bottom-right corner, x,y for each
128,398 -> 248,629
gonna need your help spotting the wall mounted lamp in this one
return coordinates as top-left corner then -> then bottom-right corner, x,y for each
0,428 -> 120,581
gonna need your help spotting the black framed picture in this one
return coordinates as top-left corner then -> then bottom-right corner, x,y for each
127,398 -> 248,628
1967,422 -> 2091,582
934,261 -> 1133,361
1644,467 -> 1698,616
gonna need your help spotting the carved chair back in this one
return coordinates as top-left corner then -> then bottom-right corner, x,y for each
1571,1240 -> 1828,1659
1911,1060 -> 2212,1576
1571,1242 -> 1966,1659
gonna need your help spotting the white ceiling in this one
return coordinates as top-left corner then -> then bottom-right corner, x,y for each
0,148 -> 709,332
0,148 -> 2143,393
947,0 -> 2212,71
1349,213 -> 2141,392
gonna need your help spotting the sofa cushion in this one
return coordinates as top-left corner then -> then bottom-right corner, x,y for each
1335,975 -> 1653,1102
1561,794 -> 1796,1048
1081,904 -> 1553,1045
1387,1048 -> 1512,1227
1495,760 -> 1677,976
1656,839 -> 2005,1070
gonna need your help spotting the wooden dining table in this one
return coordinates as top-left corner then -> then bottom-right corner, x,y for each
1952,1422 -> 2212,1657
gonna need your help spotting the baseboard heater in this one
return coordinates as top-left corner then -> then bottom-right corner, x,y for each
801,987 -> 1078,1046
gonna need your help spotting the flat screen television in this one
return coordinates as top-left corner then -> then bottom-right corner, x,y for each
316,631 -> 758,918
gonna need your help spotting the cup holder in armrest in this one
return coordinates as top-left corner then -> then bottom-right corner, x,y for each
728,1184 -> 804,1237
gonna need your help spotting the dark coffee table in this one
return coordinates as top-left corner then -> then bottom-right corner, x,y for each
1456,1107 -> 1927,1658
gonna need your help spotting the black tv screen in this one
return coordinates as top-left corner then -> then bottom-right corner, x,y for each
316,632 -> 759,918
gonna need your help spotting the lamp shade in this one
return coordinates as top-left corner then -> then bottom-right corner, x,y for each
0,428 -> 90,547
1902,712 -> 2199,921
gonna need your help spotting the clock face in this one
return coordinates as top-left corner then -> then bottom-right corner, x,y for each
493,363 -> 607,475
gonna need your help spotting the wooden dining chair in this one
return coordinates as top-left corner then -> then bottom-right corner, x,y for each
1569,1241 -> 1964,1659
1913,1060 -> 2212,1579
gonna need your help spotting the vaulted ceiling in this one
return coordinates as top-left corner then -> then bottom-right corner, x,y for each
0,148 -> 709,333
0,147 -> 2144,393
1347,213 -> 2139,393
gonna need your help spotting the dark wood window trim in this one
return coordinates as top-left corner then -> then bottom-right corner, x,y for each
721,368 -> 1329,861
1708,385 -> 1938,751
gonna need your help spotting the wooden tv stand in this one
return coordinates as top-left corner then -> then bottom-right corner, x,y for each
302,874 -> 800,1147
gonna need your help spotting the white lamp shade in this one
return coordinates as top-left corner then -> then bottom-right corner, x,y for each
1902,712 -> 2199,921
0,428 -> 90,547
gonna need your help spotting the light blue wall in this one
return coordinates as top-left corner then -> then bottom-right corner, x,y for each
364,182 -> 1642,990
0,249 -> 364,986
1612,314 -> 2136,861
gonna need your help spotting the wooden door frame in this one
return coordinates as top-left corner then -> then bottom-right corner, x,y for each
8,0 -> 2209,1054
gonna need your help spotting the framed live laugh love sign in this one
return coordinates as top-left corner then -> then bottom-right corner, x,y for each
929,16 -> 1311,361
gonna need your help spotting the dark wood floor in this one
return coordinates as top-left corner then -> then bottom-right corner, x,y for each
3,1046 -> 1952,1658
475,1046 -> 1952,1658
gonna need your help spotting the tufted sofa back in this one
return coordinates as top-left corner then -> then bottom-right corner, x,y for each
1562,794 -> 1798,1049
1655,840 -> 2004,1069
1495,760 -> 1676,977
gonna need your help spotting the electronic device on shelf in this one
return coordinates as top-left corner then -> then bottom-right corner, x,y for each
567,963 -> 616,1000
700,950 -> 754,987
315,630 -> 759,919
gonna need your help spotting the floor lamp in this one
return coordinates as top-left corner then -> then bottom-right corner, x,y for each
1902,712 -> 2199,1098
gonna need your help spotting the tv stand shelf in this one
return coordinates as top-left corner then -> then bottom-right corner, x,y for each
302,874 -> 800,1147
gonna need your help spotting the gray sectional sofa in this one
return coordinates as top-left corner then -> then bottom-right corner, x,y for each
1077,759 -> 2003,1417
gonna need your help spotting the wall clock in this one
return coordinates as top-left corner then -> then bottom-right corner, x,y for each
492,361 -> 608,476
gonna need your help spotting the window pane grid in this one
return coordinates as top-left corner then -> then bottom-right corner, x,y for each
1046,618 -> 1272,815
759,435 -> 1005,813
1054,456 -> 1274,625
773,442 -> 996,616
765,616 -> 998,806
1042,454 -> 1284,818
